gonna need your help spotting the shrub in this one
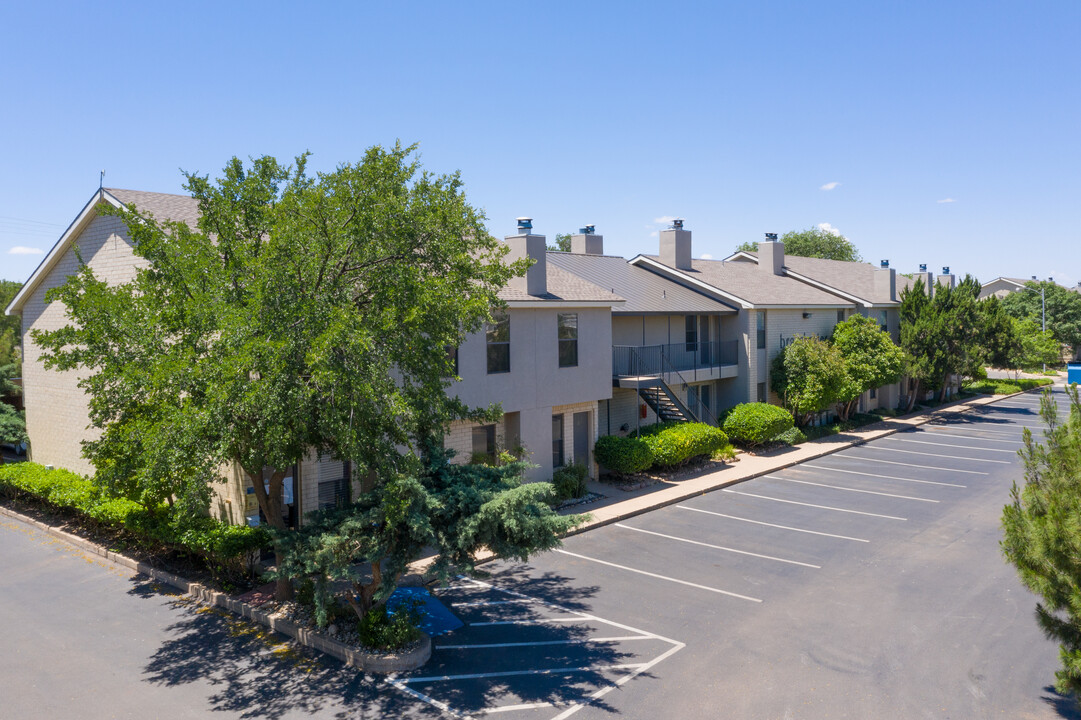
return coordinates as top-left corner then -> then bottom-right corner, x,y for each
594,435 -> 653,476
552,464 -> 588,502
723,403 -> 794,447
639,423 -> 729,468
358,602 -> 422,651
773,426 -> 807,445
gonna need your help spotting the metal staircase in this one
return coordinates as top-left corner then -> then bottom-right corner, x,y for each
638,382 -> 698,423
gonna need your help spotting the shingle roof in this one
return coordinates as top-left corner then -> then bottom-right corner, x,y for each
548,252 -> 734,314
638,255 -> 853,307
104,188 -> 201,227
498,262 -> 624,304
741,251 -> 900,305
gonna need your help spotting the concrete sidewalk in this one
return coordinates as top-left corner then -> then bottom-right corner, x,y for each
563,388 -> 1049,537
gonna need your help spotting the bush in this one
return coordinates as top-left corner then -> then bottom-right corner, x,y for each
964,377 -> 1054,395
723,403 -> 794,447
358,602 -> 422,651
594,435 -> 653,476
0,462 -> 268,583
773,426 -> 807,445
639,423 -> 728,468
552,464 -> 588,502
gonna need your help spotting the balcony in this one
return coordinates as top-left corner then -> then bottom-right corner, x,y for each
612,340 -> 739,386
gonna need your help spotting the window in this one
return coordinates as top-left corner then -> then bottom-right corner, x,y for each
472,424 -> 496,464
552,414 -> 565,469
558,313 -> 578,368
879,310 -> 888,333
757,381 -> 767,402
685,315 -> 698,351
870,387 -> 877,400
445,345 -> 458,376
486,311 -> 510,374
317,459 -> 351,510
756,311 -> 766,349
837,309 -> 845,323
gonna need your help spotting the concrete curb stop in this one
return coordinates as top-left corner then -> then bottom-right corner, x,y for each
0,504 -> 432,674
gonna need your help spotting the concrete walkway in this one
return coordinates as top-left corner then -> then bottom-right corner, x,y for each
564,388 -> 1051,537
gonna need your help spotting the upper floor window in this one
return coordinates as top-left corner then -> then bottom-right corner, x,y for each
486,311 -> 510,374
837,309 -> 845,323
685,315 -> 698,351
558,313 -> 578,368
756,311 -> 766,349
445,345 -> 459,376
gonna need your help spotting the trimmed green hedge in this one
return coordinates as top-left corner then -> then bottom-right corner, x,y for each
594,435 -> 653,475
0,462 -> 268,583
963,377 -> 1054,395
723,403 -> 795,447
639,422 -> 728,468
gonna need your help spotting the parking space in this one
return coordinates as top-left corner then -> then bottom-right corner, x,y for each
446,387 -> 1074,718
387,577 -> 683,719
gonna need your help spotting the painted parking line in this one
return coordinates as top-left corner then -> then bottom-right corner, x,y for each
613,522 -> 821,568
829,454 -> 989,475
674,505 -> 870,542
917,429 -> 1023,444
764,475 -> 938,503
390,576 -> 686,720
924,425 -> 1027,440
722,489 -> 907,521
885,437 -> 1018,453
435,636 -> 655,650
452,599 -> 534,608
799,463 -> 966,488
554,549 -> 763,602
841,446 -> 1010,464
469,617 -> 587,627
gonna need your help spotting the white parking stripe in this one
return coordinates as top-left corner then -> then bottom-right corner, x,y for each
766,475 -> 938,503
800,463 -> 966,488
613,523 -> 821,568
469,617 -> 588,627
400,662 -> 649,684
554,549 -> 763,602
436,636 -> 652,650
549,642 -> 687,720
722,489 -> 907,520
829,455 -> 989,475
451,599 -> 533,608
885,437 -> 1018,453
926,424 -> 1022,437
674,505 -> 869,542
844,445 -> 1010,463
917,429 -> 1022,444
479,702 -> 565,714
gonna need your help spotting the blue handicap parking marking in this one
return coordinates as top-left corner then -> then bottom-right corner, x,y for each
387,586 -> 464,636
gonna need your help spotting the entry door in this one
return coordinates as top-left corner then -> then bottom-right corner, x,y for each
573,412 -> 590,468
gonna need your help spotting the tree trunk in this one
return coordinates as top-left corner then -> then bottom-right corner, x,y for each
247,466 -> 294,601
905,378 -> 920,413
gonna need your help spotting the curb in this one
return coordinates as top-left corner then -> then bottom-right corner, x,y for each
554,388 -> 1043,540
0,504 -> 431,674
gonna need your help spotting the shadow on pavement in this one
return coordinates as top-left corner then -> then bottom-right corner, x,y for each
1042,685 -> 1081,719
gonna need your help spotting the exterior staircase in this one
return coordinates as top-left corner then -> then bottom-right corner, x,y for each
638,381 -> 698,423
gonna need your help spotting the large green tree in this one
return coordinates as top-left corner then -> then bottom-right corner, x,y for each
737,226 -> 862,262
1002,385 -> 1081,703
979,294 -> 1023,373
831,315 -> 905,420
770,336 -> 846,427
0,362 -> 25,458
0,280 -> 21,370
547,232 -> 572,252
34,144 -> 527,599
1001,281 -> 1081,360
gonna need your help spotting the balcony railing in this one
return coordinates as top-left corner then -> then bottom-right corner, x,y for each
613,340 -> 738,379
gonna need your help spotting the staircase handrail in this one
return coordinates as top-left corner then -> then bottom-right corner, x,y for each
658,351 -> 719,427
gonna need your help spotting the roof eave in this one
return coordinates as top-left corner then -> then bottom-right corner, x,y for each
628,255 -> 754,310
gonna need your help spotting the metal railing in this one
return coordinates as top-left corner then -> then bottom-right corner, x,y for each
612,340 -> 738,379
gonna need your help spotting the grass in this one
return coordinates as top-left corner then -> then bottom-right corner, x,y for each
963,377 -> 1055,395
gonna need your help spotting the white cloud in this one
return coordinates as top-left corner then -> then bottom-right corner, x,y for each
9,246 -> 44,255
817,222 -> 841,236
937,197 -> 956,204
649,231 -> 658,238
653,215 -> 679,225
820,181 -> 841,191
700,253 -> 713,260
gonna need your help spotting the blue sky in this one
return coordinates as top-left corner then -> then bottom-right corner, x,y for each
2,1 -> 1078,288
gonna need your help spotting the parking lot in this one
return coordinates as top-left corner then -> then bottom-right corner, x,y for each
391,387 -> 1079,719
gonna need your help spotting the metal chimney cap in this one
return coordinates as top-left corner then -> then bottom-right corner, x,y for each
942,266 -> 950,275
764,232 -> 778,242
1032,275 -> 1038,280
671,218 -> 685,230
880,260 -> 889,268
516,217 -> 533,231
919,264 -> 927,272
580,224 -> 596,235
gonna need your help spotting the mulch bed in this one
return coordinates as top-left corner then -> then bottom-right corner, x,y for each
600,455 -> 739,492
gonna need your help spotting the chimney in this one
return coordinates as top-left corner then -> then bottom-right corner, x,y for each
570,224 -> 603,255
659,218 -> 692,270
505,217 -> 547,296
912,263 -> 933,293
874,259 -> 896,301
937,266 -> 955,291
759,232 -> 784,276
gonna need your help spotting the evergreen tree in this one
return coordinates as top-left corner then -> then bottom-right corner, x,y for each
1002,385 -> 1081,703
